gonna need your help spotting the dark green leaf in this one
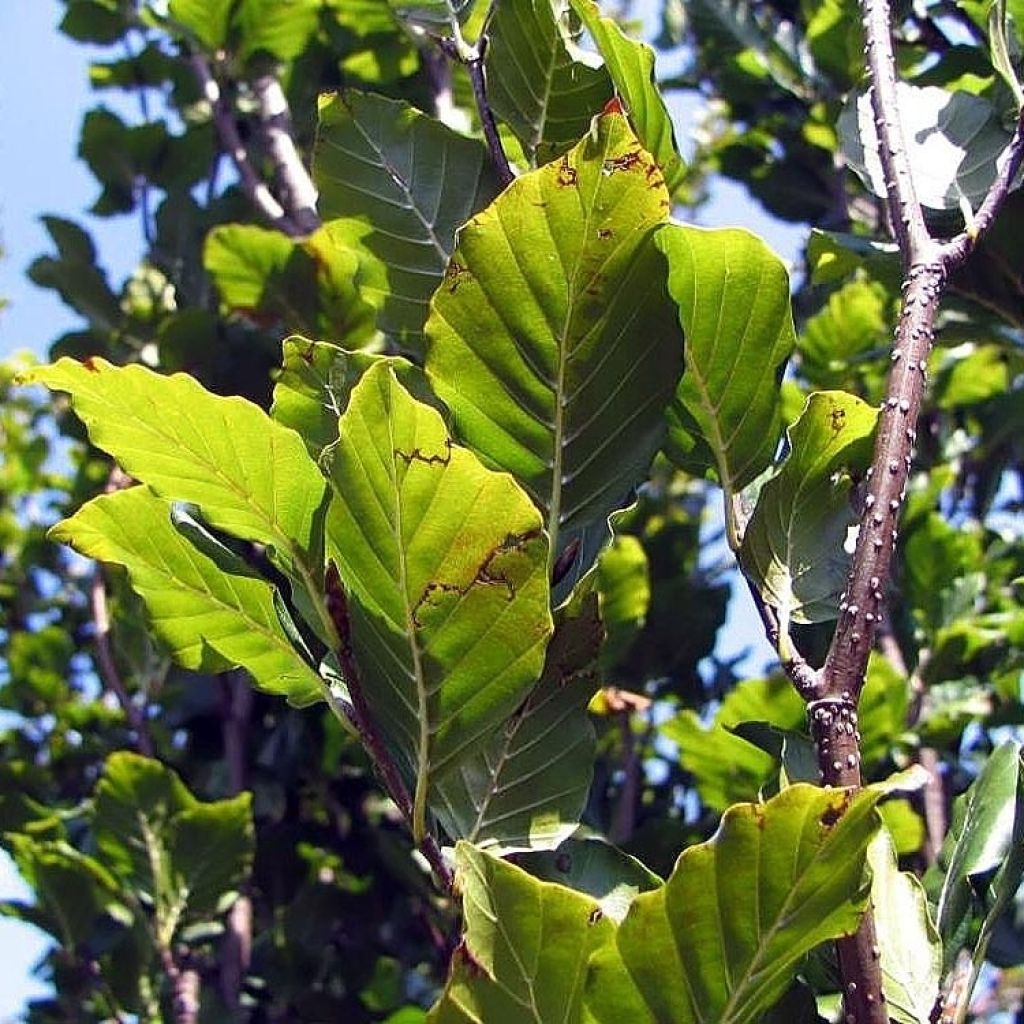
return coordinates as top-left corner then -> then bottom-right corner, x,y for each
314,91 -> 500,349
432,592 -> 602,852
486,0 -> 613,165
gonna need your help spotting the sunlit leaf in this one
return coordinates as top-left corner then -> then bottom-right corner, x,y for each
926,741 -> 1024,970
22,358 -> 327,587
739,391 -> 877,624
656,224 -> 795,504
571,0 -> 688,193
869,831 -> 942,1024
425,110 -> 683,593
839,83 -> 1023,211
51,487 -> 324,706
325,363 -> 552,840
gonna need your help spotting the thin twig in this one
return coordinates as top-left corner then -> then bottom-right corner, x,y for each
218,671 -> 253,1012
251,73 -> 321,235
324,566 -> 454,891
160,946 -> 199,1024
125,30 -> 155,247
188,54 -> 301,236
436,35 -> 514,187
741,576 -> 825,700
91,568 -> 154,757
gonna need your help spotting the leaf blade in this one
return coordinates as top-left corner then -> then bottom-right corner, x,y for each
326,364 -> 553,838
51,487 -> 323,705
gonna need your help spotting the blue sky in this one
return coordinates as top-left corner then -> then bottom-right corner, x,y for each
0,2 -> 796,1015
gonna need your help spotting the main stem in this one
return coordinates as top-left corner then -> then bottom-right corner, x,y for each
809,2 -> 941,1017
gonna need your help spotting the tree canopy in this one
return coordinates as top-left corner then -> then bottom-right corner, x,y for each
2,1 -> 1024,1021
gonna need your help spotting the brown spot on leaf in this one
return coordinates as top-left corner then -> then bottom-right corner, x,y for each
456,941 -> 485,978
588,907 -> 604,926
444,260 -> 471,294
394,437 -> 453,468
603,96 -> 625,117
412,529 -> 543,628
603,150 -> 643,175
598,228 -> 613,240
83,356 -> 100,373
830,407 -> 846,433
820,792 -> 852,828
557,155 -> 578,187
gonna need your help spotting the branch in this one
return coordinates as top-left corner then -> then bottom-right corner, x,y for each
251,73 -> 321,235
218,671 -> 253,1011
940,106 -> 1024,269
436,34 -> 514,187
812,3 -> 1024,1018
741,576 -> 825,701
160,946 -> 199,1024
324,566 -> 454,892
91,568 -> 154,757
189,55 -> 301,236
860,0 -> 934,263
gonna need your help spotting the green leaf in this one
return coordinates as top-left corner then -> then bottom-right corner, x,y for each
314,91 -> 500,350
235,0 -> 321,60
485,0 -> 613,165
933,343 -> 1014,410
94,752 -> 253,940
858,651 -> 910,767
869,831 -> 942,1024
425,110 -> 683,590
687,0 -> 811,98
798,278 -> 890,390
656,224 -> 796,504
839,83 -> 1023,211
662,676 -> 806,811
272,338 -> 388,457
927,741 -> 1024,968
60,0 -> 130,43
51,487 -> 324,706
8,835 -> 127,949
168,0 -> 233,49
167,795 -> 255,919
386,0 -> 476,30
570,0 -> 688,194
585,784 -> 884,1024
27,217 -> 122,331
22,358 -> 327,587
739,391 -> 877,625
904,513 -> 984,634
428,842 -> 618,1024
595,534 -> 650,670
989,0 -> 1024,106
431,786 -> 885,1024
431,592 -> 602,852
204,223 -> 376,343
515,836 -> 662,923
325,364 -> 552,840
802,0 -> 862,87
805,230 -> 900,288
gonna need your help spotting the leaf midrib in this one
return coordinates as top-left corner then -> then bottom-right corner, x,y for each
344,100 -> 451,266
